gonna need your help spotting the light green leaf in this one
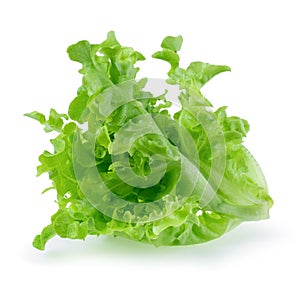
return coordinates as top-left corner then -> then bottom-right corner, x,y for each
24,111 -> 46,124
186,61 -> 231,88
68,89 -> 89,122
32,224 -> 56,251
152,49 -> 180,71
161,35 -> 183,51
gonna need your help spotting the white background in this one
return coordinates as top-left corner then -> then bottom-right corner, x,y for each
1,0 -> 299,299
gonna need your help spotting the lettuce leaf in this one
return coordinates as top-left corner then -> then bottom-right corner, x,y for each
25,32 -> 273,250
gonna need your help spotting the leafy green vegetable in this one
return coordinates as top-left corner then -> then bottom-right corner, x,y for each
26,32 -> 273,250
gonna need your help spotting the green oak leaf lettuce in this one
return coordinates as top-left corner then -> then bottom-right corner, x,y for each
25,32 -> 273,250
